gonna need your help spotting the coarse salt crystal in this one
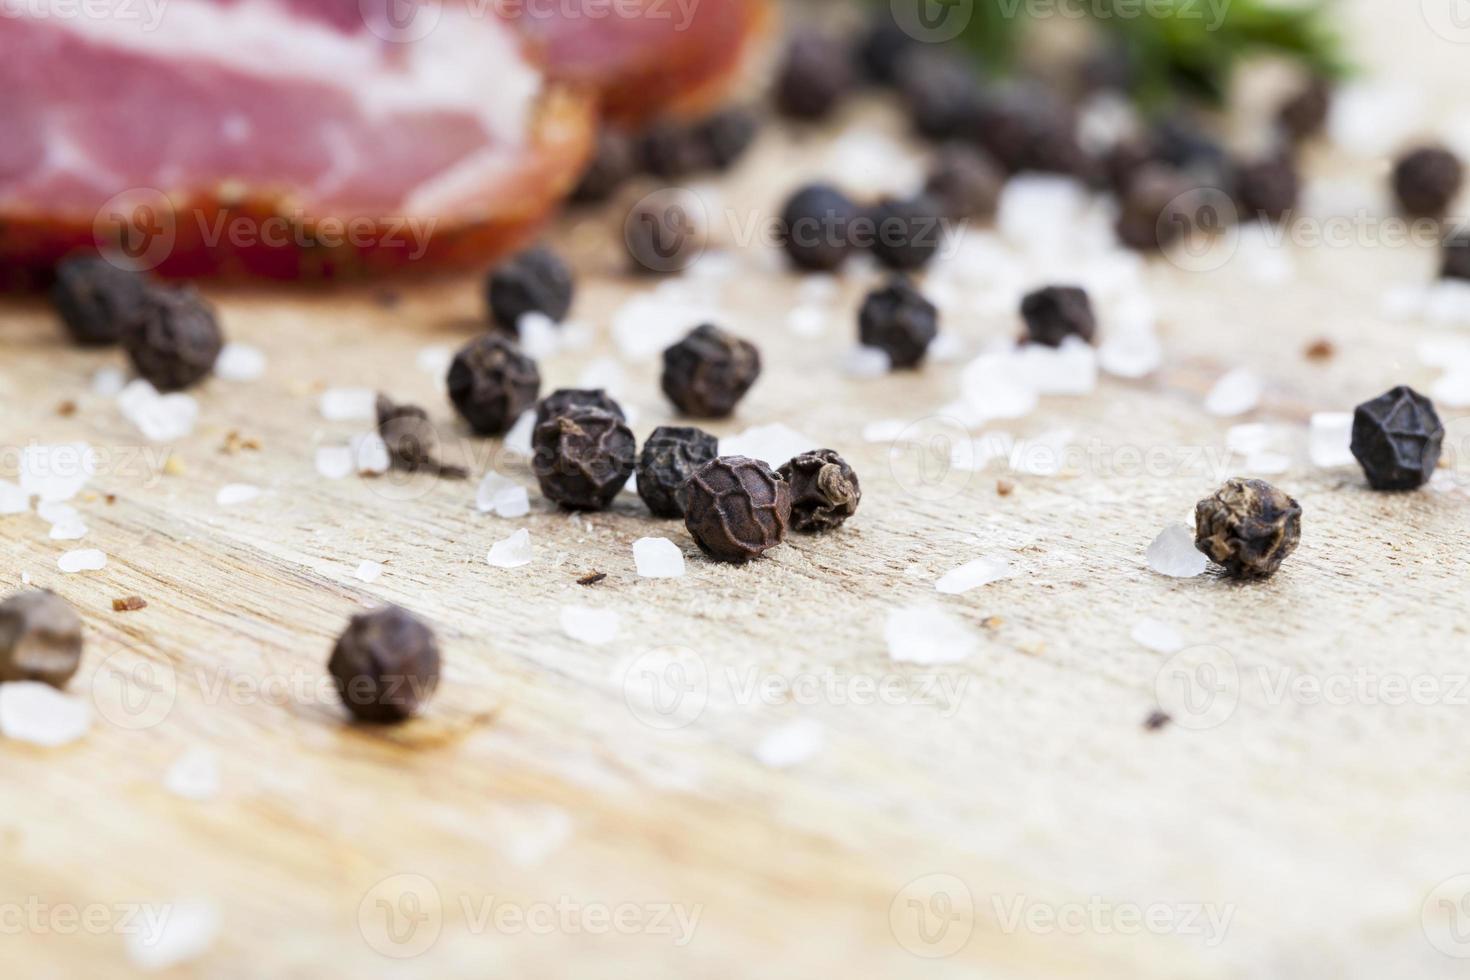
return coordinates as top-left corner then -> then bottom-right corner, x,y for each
960,353 -> 1040,421
1013,337 -> 1097,396
843,345 -> 892,378
1309,413 -> 1355,468
611,294 -> 719,360
165,748 -> 220,802
125,901 -> 220,971
1328,81 -> 1424,158
37,501 -> 76,524
1098,331 -> 1162,379
935,558 -> 1012,595
1381,284 -> 1427,321
1244,452 -> 1291,475
1431,370 -> 1470,408
1204,368 -> 1262,417
416,345 -> 454,377
215,484 -> 260,506
1130,618 -> 1184,654
719,424 -> 817,467
314,446 -> 354,480
754,719 -> 825,769
633,537 -> 685,578
503,411 -> 536,458
786,305 -> 828,337
488,529 -> 533,568
354,561 -> 383,583
1226,423 -> 1276,456
118,380 -> 199,442
21,443 -> 97,502
885,604 -> 977,665
0,682 -> 91,746
517,311 -> 562,359
91,366 -> 127,397
1146,524 -> 1206,578
0,480 -> 26,515
351,432 -> 390,476
213,343 -> 266,381
48,520 -> 88,541
318,387 -> 376,422
559,605 -> 620,646
57,549 -> 106,574
476,472 -> 531,518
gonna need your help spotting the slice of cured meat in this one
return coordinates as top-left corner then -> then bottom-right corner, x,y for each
0,0 -> 594,282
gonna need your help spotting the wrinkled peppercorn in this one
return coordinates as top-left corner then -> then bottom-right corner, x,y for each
867,194 -> 944,271
925,144 -> 1003,220
376,395 -> 468,479
50,256 -> 147,346
1350,386 -> 1444,491
637,119 -> 706,178
486,247 -> 574,333
1233,156 -> 1299,222
779,183 -> 861,272
858,278 -> 938,369
683,455 -> 792,563
636,425 -> 719,518
1443,229 -> 1470,281
778,449 -> 861,532
1021,285 -> 1096,347
1393,146 -> 1464,218
776,31 -> 852,121
625,189 -> 706,275
328,605 -> 440,724
446,334 -> 540,435
1150,114 -> 1228,178
896,51 -> 984,142
534,388 -> 626,428
970,88 -> 1091,178
572,127 -> 636,203
531,409 -> 636,510
695,107 -> 759,171
0,589 -> 83,688
661,324 -> 761,417
122,286 -> 224,391
1194,478 -> 1302,580
1115,165 -> 1201,251
1277,76 -> 1332,142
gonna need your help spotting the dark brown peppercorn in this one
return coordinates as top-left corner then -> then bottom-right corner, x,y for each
867,194 -> 944,271
531,409 -> 636,510
694,107 -> 759,171
637,119 -> 706,178
1277,76 -> 1332,142
682,455 -> 792,563
486,247 -> 574,333
328,605 -> 440,724
1193,478 -> 1302,580
775,31 -> 852,121
534,388 -> 626,428
661,324 -> 761,418
779,183 -> 861,272
572,127 -> 636,203
50,256 -> 147,346
1442,228 -> 1470,281
896,51 -> 984,142
1392,146 -> 1464,218
122,286 -> 223,391
858,278 -> 938,369
0,590 -> 83,688
636,425 -> 718,518
1233,156 -> 1299,222
924,144 -> 1003,220
624,190 -> 706,275
853,12 -> 917,86
446,334 -> 540,436
1143,709 -> 1172,731
1115,165 -> 1201,251
970,88 -> 1090,178
1021,286 -> 1096,347
1350,386 -> 1444,491
376,394 -> 468,479
777,449 -> 861,532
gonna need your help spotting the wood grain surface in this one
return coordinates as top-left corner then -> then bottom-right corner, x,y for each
4,3 -> 1470,978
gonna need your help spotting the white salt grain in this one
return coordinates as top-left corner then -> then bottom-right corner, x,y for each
488,529 -> 533,568
350,432 -> 390,475
843,345 -> 892,378
1309,412 -> 1355,468
165,748 -> 220,802
91,366 -> 127,397
1130,618 -> 1184,655
21,443 -> 97,502
1146,524 -> 1207,578
502,411 -> 537,458
633,537 -> 685,578
48,520 -> 88,541
416,344 -> 454,377
0,682 -> 91,746
754,719 -> 825,769
1226,423 -> 1274,456
1432,370 -> 1470,409
1098,330 -> 1162,379
215,484 -> 260,507
1244,452 -> 1291,475
517,311 -> 562,359
0,480 -> 26,516
719,424 -> 817,467
118,380 -> 199,442
960,353 -> 1040,421
37,501 -> 76,524
1009,429 -> 1074,476
559,605 -> 620,646
1204,368 -> 1262,417
935,558 -> 1012,595
314,445 -> 354,480
125,901 -> 219,971
786,305 -> 828,338
1014,337 -> 1097,396
213,343 -> 267,381
885,604 -> 977,665
476,472 -> 531,518
318,387 -> 377,422
57,549 -> 106,574
354,561 -> 383,583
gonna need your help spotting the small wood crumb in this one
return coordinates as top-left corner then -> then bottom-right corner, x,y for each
981,616 -> 1003,630
1144,709 -> 1172,731
375,288 -> 402,309
56,400 -> 78,417
1304,338 -> 1335,361
995,478 -> 1015,497
577,571 -> 607,586
220,431 -> 263,455
104,494 -> 117,505
162,455 -> 185,476
111,596 -> 148,612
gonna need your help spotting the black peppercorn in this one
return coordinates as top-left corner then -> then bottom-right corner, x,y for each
446,334 -> 540,436
1150,114 -> 1228,177
661,324 -> 761,418
534,388 -> 626,429
122,285 -> 224,391
1277,76 -> 1332,142
1350,386 -> 1444,491
636,425 -> 719,518
572,127 -> 636,203
924,144 -> 1003,220
1392,146 -> 1464,218
970,88 -> 1091,178
682,455 -> 792,563
329,605 -> 440,724
777,449 -> 861,532
694,107 -> 759,171
1115,165 -> 1199,251
637,119 -> 706,178
531,409 -> 636,510
896,51 -> 984,142
1193,478 -> 1302,580
779,183 -> 861,272
775,31 -> 852,121
858,278 -> 938,369
486,247 -> 574,333
50,256 -> 147,346
867,194 -> 944,271
0,589 -> 83,688
376,395 -> 468,479
624,190 -> 706,275
853,12 -> 918,86
1021,285 -> 1096,347
1233,156 -> 1299,222
1443,229 -> 1470,281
